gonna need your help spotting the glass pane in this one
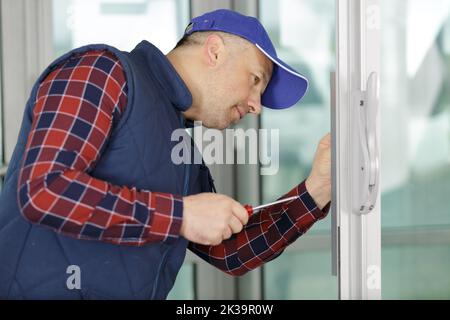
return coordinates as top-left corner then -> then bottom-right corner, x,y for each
264,249 -> 338,300
52,0 -> 190,56
381,0 -> 450,299
167,263 -> 196,300
259,0 -> 337,299
382,244 -> 450,299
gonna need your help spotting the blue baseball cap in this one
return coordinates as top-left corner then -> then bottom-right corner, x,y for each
184,9 -> 309,110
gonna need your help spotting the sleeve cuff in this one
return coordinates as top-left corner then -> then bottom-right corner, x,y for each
296,181 -> 330,220
279,180 -> 330,233
147,193 -> 184,244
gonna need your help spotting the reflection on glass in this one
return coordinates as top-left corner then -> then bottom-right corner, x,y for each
52,0 -> 189,56
381,0 -> 450,299
260,0 -> 336,299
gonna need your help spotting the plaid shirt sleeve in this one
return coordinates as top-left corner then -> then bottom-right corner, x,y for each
18,50 -> 183,246
188,180 -> 331,276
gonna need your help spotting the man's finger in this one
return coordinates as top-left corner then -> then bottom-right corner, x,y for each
229,215 -> 244,234
222,226 -> 233,240
319,133 -> 331,147
232,202 -> 249,225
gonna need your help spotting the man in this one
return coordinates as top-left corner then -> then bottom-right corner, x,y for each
0,9 -> 331,299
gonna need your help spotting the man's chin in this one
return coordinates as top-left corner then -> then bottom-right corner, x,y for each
200,116 -> 235,130
214,124 -> 230,130
202,122 -> 228,130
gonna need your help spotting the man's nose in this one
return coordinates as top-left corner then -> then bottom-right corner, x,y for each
247,93 -> 262,115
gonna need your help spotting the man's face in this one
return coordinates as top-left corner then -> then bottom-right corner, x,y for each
200,44 -> 273,130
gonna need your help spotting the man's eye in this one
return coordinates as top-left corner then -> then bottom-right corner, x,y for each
254,76 -> 260,85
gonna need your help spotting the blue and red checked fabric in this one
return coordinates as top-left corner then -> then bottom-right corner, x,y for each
17,49 -> 329,274
189,182 -> 330,275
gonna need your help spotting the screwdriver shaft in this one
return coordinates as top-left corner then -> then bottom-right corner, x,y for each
252,195 -> 298,212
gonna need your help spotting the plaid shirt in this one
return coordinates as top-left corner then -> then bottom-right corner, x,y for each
18,50 -> 329,275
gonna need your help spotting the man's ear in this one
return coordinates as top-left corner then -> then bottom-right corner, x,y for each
203,34 -> 225,67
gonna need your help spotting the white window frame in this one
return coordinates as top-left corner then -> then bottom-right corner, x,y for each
334,0 -> 381,299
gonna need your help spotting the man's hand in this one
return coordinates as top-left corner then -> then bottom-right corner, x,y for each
306,133 -> 332,210
181,193 -> 249,246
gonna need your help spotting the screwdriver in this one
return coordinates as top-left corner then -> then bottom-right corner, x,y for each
244,195 -> 299,216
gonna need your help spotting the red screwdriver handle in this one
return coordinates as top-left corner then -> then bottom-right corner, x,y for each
244,204 -> 253,216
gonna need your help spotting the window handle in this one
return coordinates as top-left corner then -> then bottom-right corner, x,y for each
355,72 -> 380,214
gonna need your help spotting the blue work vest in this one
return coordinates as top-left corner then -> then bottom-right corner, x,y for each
0,41 -> 215,299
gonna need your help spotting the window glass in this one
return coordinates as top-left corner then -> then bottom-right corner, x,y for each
53,0 -> 190,56
259,0 -> 337,299
264,249 -> 338,299
167,263 -> 196,300
381,0 -> 450,299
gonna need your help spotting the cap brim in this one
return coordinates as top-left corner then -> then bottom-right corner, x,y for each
256,44 -> 309,110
